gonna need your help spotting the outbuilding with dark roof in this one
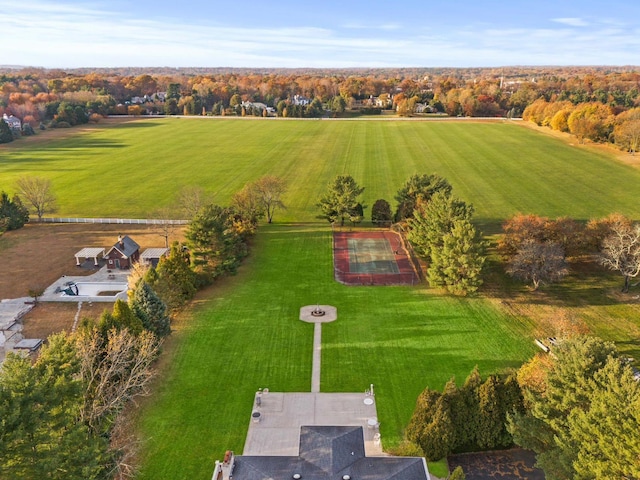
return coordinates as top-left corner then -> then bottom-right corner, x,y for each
104,235 -> 140,270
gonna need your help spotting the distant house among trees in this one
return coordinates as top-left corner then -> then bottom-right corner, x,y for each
2,114 -> 21,131
104,235 -> 140,269
292,95 -> 311,106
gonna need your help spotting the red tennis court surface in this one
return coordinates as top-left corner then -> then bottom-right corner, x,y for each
333,230 -> 421,286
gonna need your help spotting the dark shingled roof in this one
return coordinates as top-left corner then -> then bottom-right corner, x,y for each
105,235 -> 140,259
231,426 -> 429,480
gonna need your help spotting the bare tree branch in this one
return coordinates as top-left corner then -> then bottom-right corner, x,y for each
15,176 -> 56,220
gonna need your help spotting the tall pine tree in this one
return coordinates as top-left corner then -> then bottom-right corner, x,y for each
130,281 -> 171,337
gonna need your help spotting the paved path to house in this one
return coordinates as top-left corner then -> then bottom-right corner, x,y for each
312,323 -> 322,392
299,305 -> 337,393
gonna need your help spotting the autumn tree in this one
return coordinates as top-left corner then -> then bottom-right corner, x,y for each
567,102 -> 614,143
584,213 -> 632,251
251,175 -> 287,223
15,176 -> 56,220
76,326 -> 160,434
599,222 -> 640,292
231,183 -> 264,234
506,240 -> 568,290
316,175 -> 365,226
177,185 -> 214,220
614,107 -> 640,155
498,214 -> 548,257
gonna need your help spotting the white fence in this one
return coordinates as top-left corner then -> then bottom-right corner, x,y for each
37,217 -> 188,225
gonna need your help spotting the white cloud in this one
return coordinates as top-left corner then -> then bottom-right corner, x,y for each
552,17 -> 589,27
0,0 -> 638,68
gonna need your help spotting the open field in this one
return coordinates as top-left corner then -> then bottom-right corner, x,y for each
1,118 -> 639,478
1,118 -> 639,230
134,225 -> 537,479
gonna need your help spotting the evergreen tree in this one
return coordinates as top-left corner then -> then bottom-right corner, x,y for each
130,281 -> 171,337
568,358 -> 640,480
0,335 -> 109,479
111,299 -> 143,334
509,336 -> 626,480
406,387 -> 441,443
186,204 -> 247,283
0,192 -> 29,232
316,175 -> 365,226
371,199 -> 393,227
417,393 -> 456,461
477,375 -> 504,449
394,173 -> 452,221
449,466 -> 466,480
0,119 -> 13,143
455,367 -> 482,450
428,219 -> 485,295
407,191 -> 473,259
155,242 -> 197,312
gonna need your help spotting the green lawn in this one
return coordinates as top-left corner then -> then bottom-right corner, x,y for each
135,225 -> 536,479
2,119 -> 639,228
4,119 -> 639,478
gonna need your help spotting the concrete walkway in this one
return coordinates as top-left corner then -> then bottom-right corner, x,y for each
312,323 -> 322,392
299,305 -> 337,393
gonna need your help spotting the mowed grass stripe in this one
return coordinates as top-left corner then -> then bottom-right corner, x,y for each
135,225 -> 535,479
1,119 -> 638,223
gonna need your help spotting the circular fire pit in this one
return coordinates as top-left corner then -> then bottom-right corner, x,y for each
300,305 -> 337,323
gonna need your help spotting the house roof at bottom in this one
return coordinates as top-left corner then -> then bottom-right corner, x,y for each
231,426 -> 429,480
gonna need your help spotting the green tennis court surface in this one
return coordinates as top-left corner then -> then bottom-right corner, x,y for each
347,238 -> 400,274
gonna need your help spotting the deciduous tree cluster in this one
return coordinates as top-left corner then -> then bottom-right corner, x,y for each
500,213 -> 640,292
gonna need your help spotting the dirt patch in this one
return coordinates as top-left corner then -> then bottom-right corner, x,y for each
448,449 -> 545,480
21,302 -> 107,339
0,223 -> 185,300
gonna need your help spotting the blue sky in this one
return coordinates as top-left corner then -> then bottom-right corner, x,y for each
1,0 -> 639,68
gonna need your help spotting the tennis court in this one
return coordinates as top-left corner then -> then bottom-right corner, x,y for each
334,231 -> 420,286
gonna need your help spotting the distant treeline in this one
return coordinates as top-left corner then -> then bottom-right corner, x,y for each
1,66 -> 639,146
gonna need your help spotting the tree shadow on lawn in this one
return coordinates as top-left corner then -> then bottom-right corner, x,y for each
484,255 -> 635,308
40,137 -> 127,150
114,122 -> 163,129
